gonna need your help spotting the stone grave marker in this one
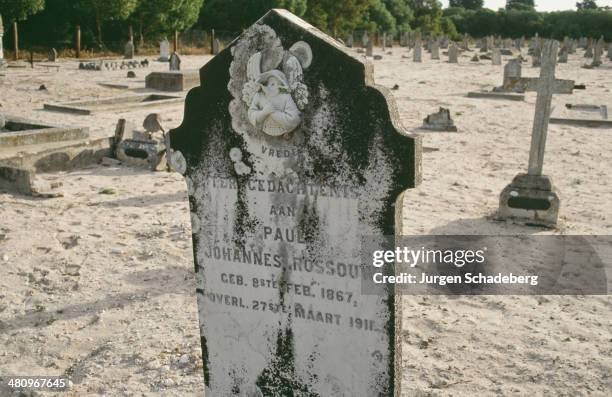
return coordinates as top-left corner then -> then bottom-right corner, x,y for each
413,39 -> 422,62
558,45 -> 568,63
166,9 -> 421,396
532,44 -> 541,67
448,44 -> 458,63
48,48 -> 57,62
366,40 -> 373,57
169,52 -> 181,71
381,32 -> 387,51
213,38 -> 221,55
124,40 -> 134,59
499,40 -> 560,227
159,39 -> 170,61
431,40 -> 440,60
362,31 -> 369,48
492,48 -> 501,65
584,40 -> 593,57
608,43 -> 612,60
346,33 -> 353,48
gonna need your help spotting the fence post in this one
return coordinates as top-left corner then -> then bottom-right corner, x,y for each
12,21 -> 18,60
76,25 -> 81,58
210,29 -> 215,54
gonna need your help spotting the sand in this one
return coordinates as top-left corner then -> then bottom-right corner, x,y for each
0,46 -> 610,396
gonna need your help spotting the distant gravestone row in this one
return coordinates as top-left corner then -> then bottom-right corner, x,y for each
79,59 -> 149,71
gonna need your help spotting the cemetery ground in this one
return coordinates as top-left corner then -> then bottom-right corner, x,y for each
0,48 -> 611,396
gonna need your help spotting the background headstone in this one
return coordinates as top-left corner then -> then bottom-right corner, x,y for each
448,44 -> 458,63
169,52 -> 181,71
431,40 -> 440,60
48,48 -> 57,62
124,40 -> 134,59
159,39 -> 170,61
413,39 -> 422,62
167,9 -> 421,396
492,48 -> 502,65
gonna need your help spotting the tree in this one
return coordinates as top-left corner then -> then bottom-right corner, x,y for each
362,0 -> 396,34
74,0 -> 138,46
576,0 -> 598,10
200,0 -> 306,32
506,0 -> 535,11
449,0 -> 484,10
304,0 -> 374,34
384,0 -> 414,32
0,0 -> 45,22
410,0 -> 444,34
131,0 -> 204,44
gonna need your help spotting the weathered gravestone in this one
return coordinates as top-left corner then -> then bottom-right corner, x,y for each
413,39 -> 422,62
166,9 -> 421,396
558,45 -> 568,63
430,40 -> 440,60
362,31 -> 369,48
366,40 -> 373,57
169,52 -> 181,70
124,40 -> 134,59
159,39 -> 170,61
213,38 -> 221,55
448,44 -> 458,64
492,48 -> 502,65
48,48 -> 57,62
499,40 -> 560,227
346,33 -> 353,48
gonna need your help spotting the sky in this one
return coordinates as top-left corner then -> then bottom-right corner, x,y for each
440,0 -> 612,11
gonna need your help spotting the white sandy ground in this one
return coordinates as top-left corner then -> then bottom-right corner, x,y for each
0,46 -> 611,396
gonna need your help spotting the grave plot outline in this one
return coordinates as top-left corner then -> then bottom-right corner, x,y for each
167,9 -> 421,397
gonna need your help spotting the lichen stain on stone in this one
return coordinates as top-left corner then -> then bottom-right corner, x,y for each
255,325 -> 318,397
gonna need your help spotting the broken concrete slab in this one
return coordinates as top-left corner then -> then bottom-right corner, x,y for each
43,94 -> 183,115
0,115 -> 89,147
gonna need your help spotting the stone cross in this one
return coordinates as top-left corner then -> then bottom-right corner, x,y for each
166,9 -> 421,396
413,39 -> 422,62
495,57 -> 574,94
448,44 -> 458,63
498,40 -> 560,226
159,39 -> 170,61
528,40 -> 558,175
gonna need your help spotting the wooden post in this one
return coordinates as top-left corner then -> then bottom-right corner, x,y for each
12,21 -> 18,60
210,29 -> 215,55
76,25 -> 81,59
173,30 -> 178,53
